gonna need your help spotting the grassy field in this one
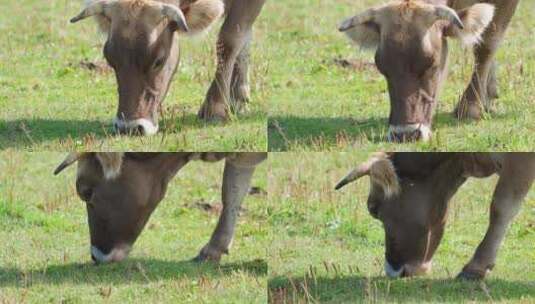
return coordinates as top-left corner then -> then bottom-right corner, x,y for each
0,0 -> 272,151
0,152 -> 268,303
267,153 -> 535,303
267,0 -> 535,151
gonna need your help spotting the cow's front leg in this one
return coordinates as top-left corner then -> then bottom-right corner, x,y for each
197,0 -> 265,122
193,153 -> 266,262
454,1 -> 519,120
229,41 -> 251,114
458,158 -> 534,280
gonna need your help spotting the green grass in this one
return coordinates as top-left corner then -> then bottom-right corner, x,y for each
267,0 -> 535,151
0,0 -> 271,151
0,152 -> 268,303
267,153 -> 535,303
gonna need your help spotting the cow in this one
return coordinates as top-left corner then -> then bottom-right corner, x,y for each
70,0 -> 266,135
54,152 -> 266,263
335,152 -> 534,280
339,0 -> 519,142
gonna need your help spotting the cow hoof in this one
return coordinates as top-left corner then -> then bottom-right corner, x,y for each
453,102 -> 482,120
191,246 -> 225,263
456,270 -> 485,281
230,84 -> 250,114
197,103 -> 229,123
191,254 -> 218,263
230,100 -> 249,115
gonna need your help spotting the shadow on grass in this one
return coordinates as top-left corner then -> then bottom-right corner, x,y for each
0,111 -> 264,149
268,275 -> 535,303
0,258 -> 267,287
268,111 -> 513,151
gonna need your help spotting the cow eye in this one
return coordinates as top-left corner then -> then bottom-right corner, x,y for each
76,180 -> 94,202
153,57 -> 166,70
367,198 -> 381,219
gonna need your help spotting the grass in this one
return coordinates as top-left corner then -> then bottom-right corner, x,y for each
0,152 -> 268,303
267,153 -> 535,303
267,0 -> 535,151
0,0 -> 272,151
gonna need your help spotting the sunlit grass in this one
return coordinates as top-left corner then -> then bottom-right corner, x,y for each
0,152 -> 268,302
0,0 -> 270,151
267,0 -> 535,151
267,153 -> 535,303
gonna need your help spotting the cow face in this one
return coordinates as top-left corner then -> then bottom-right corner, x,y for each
55,153 -> 190,263
336,153 -> 467,278
71,0 -> 224,135
339,1 -> 494,141
368,176 -> 446,278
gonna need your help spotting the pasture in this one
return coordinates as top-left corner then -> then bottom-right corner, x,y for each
267,0 -> 535,151
267,153 -> 535,303
0,152 -> 268,303
0,0 -> 271,151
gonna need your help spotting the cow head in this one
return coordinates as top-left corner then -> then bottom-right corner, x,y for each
339,0 -> 494,141
336,153 -> 472,278
71,0 -> 224,135
54,152 -> 191,263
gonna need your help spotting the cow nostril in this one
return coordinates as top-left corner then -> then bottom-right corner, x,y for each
91,253 -> 97,263
135,125 -> 145,135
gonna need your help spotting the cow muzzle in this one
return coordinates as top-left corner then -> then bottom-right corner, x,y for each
388,124 -> 432,142
91,244 -> 131,264
113,117 -> 159,136
385,260 -> 433,278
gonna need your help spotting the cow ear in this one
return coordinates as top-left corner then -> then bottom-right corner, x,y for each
95,153 -> 124,180
178,0 -> 224,36
445,3 -> 495,46
338,14 -> 380,50
369,158 -> 400,199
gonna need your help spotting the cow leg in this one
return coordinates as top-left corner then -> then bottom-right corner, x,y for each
229,40 -> 251,114
192,153 -> 266,262
458,160 -> 534,280
487,61 -> 499,103
454,1 -> 519,120
197,0 -> 265,122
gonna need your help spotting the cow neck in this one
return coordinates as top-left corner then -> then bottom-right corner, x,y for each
427,155 -> 467,224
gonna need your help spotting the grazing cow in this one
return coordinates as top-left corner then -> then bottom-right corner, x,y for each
54,152 -> 266,263
339,0 -> 519,141
70,0 -> 265,135
336,152 -> 534,280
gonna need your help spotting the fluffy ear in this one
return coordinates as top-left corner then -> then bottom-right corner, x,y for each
339,15 -> 380,50
369,158 -> 400,199
445,3 -> 495,46
95,153 -> 124,180
179,0 -> 224,35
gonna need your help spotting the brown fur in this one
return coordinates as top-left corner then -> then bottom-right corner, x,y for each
95,153 -> 124,179
339,0 -> 509,141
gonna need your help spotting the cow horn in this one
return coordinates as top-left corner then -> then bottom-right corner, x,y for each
338,8 -> 376,32
434,5 -> 464,29
335,153 -> 400,198
335,153 -> 388,190
70,0 -> 118,23
54,153 -> 83,175
156,3 -> 189,32
335,164 -> 370,190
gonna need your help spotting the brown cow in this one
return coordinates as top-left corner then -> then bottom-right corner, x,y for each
71,0 -> 265,135
336,152 -> 534,280
339,0 -> 519,141
54,152 -> 266,263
